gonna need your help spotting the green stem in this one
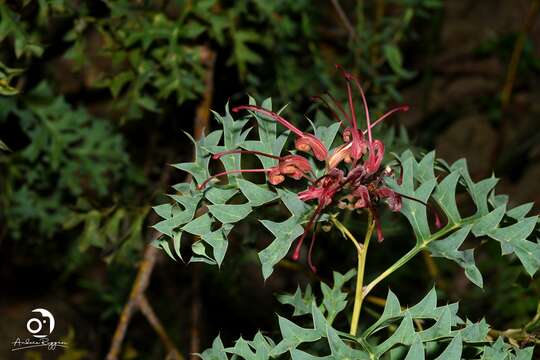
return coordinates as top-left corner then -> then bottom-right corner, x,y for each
332,212 -> 375,336
363,245 -> 423,297
362,220 -> 472,298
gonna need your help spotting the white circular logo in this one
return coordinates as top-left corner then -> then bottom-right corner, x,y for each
26,308 -> 55,338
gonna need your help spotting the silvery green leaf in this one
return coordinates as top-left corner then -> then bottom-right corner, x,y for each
237,178 -> 277,206
258,217 -> 304,280
434,334 -> 462,360
207,203 -> 252,224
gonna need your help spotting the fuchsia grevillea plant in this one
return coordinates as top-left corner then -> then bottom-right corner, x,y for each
154,67 -> 540,358
199,66 -> 411,273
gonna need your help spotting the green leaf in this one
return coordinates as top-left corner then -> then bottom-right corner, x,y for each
417,306 -> 453,342
434,334 -> 462,360
314,122 -> 341,151
461,319 -> 489,343
321,269 -> 356,324
210,103 -> 249,185
507,203 -> 534,221
472,205 -> 506,237
191,240 -> 217,265
204,188 -> 239,204
309,302 -> 328,338
290,349 -> 332,360
182,213 -> 213,236
201,225 -> 232,267
242,97 -> 288,172
237,178 -> 277,207
393,151 -> 540,285
375,313 -> 416,356
277,285 -> 314,316
514,346 -> 534,360
269,316 -> 321,357
207,203 -> 252,224
488,216 -> 540,275
153,193 -> 202,237
432,171 -> 462,225
364,289 -> 402,336
326,324 -> 370,359
227,337 -> 257,359
428,225 -> 483,288
198,336 -> 228,360
387,156 -> 436,242
404,337 -> 425,360
249,332 -> 273,360
173,130 -> 222,186
383,44 -> 416,79
258,217 -> 304,280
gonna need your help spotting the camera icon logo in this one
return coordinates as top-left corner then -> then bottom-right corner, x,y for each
26,308 -> 55,338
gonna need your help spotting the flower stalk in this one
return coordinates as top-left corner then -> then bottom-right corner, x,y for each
331,211 -> 375,336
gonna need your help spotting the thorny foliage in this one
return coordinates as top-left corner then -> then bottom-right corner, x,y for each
154,68 -> 540,358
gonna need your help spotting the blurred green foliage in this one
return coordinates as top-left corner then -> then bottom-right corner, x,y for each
5,0 -> 539,358
0,0 -> 436,268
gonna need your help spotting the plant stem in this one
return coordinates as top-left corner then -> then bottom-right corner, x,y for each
363,244 -> 423,297
331,214 -> 362,252
332,212 -> 375,336
351,213 -> 375,336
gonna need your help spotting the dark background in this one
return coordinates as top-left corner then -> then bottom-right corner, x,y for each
1,0 -> 539,359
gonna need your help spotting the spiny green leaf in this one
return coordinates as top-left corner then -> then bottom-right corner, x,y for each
197,336 -> 228,360
201,225 -> 231,267
326,324 -> 370,360
514,346 -> 534,360
173,130 -> 222,185
182,213 -> 213,236
472,205 -> 506,237
227,337 -> 257,360
204,188 -> 239,204
191,240 -> 217,265
207,203 -> 252,224
432,171 -> 461,225
404,337 -> 425,360
428,225 -> 483,288
375,313 -> 416,356
277,285 -> 314,316
434,334 -> 462,360
321,269 -> 356,324
241,96 -> 286,171
364,289 -> 402,336
290,349 -> 332,360
461,319 -> 489,343
314,122 -> 341,151
270,316 -> 321,357
487,216 -> 540,275
417,305 -> 453,342
507,203 -> 534,221
153,193 -> 202,237
211,103 -> 249,185
249,332 -> 273,360
237,178 -> 277,206
258,217 -> 304,280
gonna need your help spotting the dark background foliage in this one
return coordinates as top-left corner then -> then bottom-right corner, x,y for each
1,0 -> 539,359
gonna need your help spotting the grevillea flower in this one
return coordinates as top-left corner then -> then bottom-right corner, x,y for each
232,106 -> 328,161
199,68 -> 423,270
197,150 -> 313,189
323,65 -> 409,173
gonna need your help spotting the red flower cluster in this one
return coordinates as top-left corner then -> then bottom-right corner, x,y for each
199,66 -> 411,272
